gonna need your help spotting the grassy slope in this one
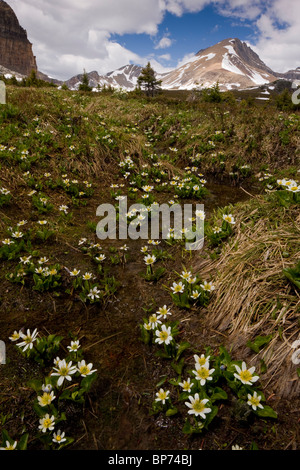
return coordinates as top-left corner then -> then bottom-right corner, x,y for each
0,86 -> 299,450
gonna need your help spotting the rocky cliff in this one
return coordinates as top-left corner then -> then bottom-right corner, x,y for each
0,0 -> 37,76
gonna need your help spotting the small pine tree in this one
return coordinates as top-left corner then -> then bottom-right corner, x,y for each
79,70 -> 92,92
275,88 -> 299,111
201,82 -> 223,103
26,69 -> 39,87
137,62 -> 162,97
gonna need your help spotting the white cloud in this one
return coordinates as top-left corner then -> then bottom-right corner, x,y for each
155,36 -> 173,49
248,1 -> 300,72
7,0 -> 167,79
158,53 -> 172,61
4,0 -> 300,80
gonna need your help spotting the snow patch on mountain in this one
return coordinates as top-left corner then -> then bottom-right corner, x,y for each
222,53 -> 244,75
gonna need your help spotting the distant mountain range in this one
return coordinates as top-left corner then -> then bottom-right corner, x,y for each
0,0 -> 299,92
62,38 -> 300,92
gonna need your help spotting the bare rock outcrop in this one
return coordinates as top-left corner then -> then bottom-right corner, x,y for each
0,0 -> 37,76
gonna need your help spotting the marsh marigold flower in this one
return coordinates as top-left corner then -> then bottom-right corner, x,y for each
155,325 -> 173,345
234,362 -> 259,385
52,359 -> 77,386
247,391 -> 264,411
155,388 -> 170,404
185,394 -> 211,418
38,414 -> 55,433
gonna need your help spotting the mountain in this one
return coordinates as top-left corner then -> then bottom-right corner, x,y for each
275,67 -> 300,81
66,38 -> 296,93
65,64 -> 143,91
0,63 -> 25,80
158,38 -> 278,91
0,1 -> 297,93
0,0 -> 37,76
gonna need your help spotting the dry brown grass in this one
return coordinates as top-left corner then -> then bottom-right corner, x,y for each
195,196 -> 300,398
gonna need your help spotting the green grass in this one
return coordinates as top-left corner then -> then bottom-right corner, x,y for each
0,85 -> 299,451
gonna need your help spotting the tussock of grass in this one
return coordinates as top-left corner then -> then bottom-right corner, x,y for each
198,195 -> 300,397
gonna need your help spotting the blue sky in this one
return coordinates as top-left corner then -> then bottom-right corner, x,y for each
111,7 -> 256,70
6,0 -> 300,80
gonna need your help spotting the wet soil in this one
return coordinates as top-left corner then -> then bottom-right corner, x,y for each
0,178 -> 299,451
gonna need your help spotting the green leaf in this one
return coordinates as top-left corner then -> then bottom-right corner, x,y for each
171,358 -> 185,375
182,419 -> 193,434
175,341 -> 190,361
204,405 -> 218,427
80,373 -> 97,392
255,405 -> 278,419
57,436 -> 74,450
246,335 -> 273,353
155,349 -> 172,359
260,359 -> 267,374
210,387 -> 228,402
1,429 -> 13,446
140,326 -> 151,345
27,378 -> 43,392
17,433 -> 29,450
283,262 -> 300,290
168,378 -> 180,386
156,376 -> 167,388
219,345 -> 232,365
166,407 -> 178,417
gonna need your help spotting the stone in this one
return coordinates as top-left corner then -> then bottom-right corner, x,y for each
0,0 -> 37,76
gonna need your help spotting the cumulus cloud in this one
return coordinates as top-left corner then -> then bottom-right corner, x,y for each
214,0 -> 300,71
8,0 -> 167,79
171,0 -> 300,72
5,0 -> 300,79
154,36 -> 174,49
249,1 -> 300,72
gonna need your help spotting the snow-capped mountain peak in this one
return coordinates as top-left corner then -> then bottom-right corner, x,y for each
63,38 -> 298,92
159,38 -> 277,91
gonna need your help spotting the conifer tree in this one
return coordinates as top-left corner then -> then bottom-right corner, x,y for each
79,70 -> 92,92
137,62 -> 162,97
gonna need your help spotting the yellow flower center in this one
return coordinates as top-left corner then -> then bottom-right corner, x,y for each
250,396 -> 260,407
174,285 -> 182,292
197,367 -> 209,379
43,418 -> 52,428
80,366 -> 90,375
60,367 -> 68,376
40,393 -> 52,405
193,400 -> 205,413
197,358 -> 207,366
240,370 -> 252,382
149,315 -> 157,323
160,331 -> 169,341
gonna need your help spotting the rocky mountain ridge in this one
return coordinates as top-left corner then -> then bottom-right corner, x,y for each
0,1 -> 299,92
0,0 -> 37,76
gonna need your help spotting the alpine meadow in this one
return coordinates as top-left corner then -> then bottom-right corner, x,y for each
0,0 -> 299,454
